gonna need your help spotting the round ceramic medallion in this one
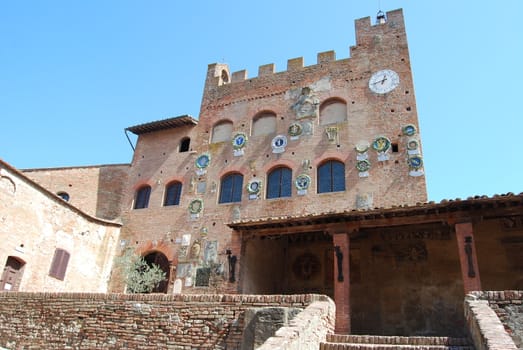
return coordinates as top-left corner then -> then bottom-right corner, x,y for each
195,154 -> 210,169
188,199 -> 203,214
407,156 -> 423,169
407,139 -> 419,150
295,174 -> 311,190
355,143 -> 369,153
272,135 -> 288,149
356,160 -> 371,172
372,136 -> 391,152
403,124 -> 417,136
232,133 -> 248,150
288,123 -> 303,137
246,180 -> 261,194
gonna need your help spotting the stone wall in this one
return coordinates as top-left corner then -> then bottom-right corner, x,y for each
0,292 -> 333,349
258,300 -> 335,350
465,291 -> 522,350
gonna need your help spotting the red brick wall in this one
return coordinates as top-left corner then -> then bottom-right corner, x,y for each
24,164 -> 130,220
0,292 -> 329,349
117,9 -> 427,296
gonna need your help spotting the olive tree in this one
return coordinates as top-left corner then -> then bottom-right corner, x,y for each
116,248 -> 166,293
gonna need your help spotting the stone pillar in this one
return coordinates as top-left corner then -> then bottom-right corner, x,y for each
455,222 -> 482,293
333,233 -> 351,334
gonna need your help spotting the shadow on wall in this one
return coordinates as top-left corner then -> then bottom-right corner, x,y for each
95,166 -> 129,220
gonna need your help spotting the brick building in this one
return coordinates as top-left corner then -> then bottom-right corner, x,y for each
2,8 -> 522,338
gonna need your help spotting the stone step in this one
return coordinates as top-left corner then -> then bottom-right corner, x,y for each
319,344 -> 474,350
325,334 -> 472,347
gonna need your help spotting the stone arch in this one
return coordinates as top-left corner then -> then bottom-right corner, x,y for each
143,251 -> 170,293
211,120 -> 233,143
252,111 -> 277,136
313,151 -> 350,167
320,98 -> 347,125
0,175 -> 16,195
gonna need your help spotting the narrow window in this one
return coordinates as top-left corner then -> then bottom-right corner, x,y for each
164,181 -> 182,206
49,248 -> 70,281
134,185 -> 151,209
267,167 -> 292,199
179,137 -> 190,152
318,160 -> 346,193
219,173 -> 243,204
57,192 -> 70,201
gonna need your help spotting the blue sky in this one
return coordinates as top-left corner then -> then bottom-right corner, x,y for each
1,1 -> 522,202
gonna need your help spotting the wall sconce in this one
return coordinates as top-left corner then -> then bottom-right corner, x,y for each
226,249 -> 237,283
334,246 -> 344,282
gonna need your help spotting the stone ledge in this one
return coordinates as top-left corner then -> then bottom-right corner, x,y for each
465,295 -> 518,350
0,292 -> 329,304
257,299 -> 336,350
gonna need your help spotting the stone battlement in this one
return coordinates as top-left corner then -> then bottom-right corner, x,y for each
203,9 -> 405,91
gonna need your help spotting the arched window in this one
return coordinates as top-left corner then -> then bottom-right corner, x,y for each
49,248 -> 70,281
252,112 -> 277,136
320,99 -> 347,125
179,137 -> 190,152
219,173 -> 243,204
57,192 -> 70,201
164,181 -> 182,206
211,120 -> 233,143
134,185 -> 151,209
267,166 -> 292,199
318,160 -> 346,193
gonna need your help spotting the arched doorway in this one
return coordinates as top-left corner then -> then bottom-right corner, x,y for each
1,256 -> 25,291
144,251 -> 170,293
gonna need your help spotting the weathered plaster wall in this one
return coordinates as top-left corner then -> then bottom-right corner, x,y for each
0,293 -> 332,350
350,223 -> 465,336
0,162 -> 121,292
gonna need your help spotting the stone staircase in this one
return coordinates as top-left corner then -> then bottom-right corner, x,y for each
319,334 -> 475,349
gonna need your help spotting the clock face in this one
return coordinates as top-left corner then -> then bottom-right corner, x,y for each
369,69 -> 400,94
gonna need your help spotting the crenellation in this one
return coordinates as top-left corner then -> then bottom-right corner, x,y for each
202,9 -> 407,95
258,63 -> 275,76
355,9 -> 406,49
317,50 -> 336,64
205,63 -> 230,88
231,70 -> 248,83
287,56 -> 304,71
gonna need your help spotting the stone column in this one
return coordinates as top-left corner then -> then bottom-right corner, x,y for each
333,232 -> 351,334
455,222 -> 482,293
